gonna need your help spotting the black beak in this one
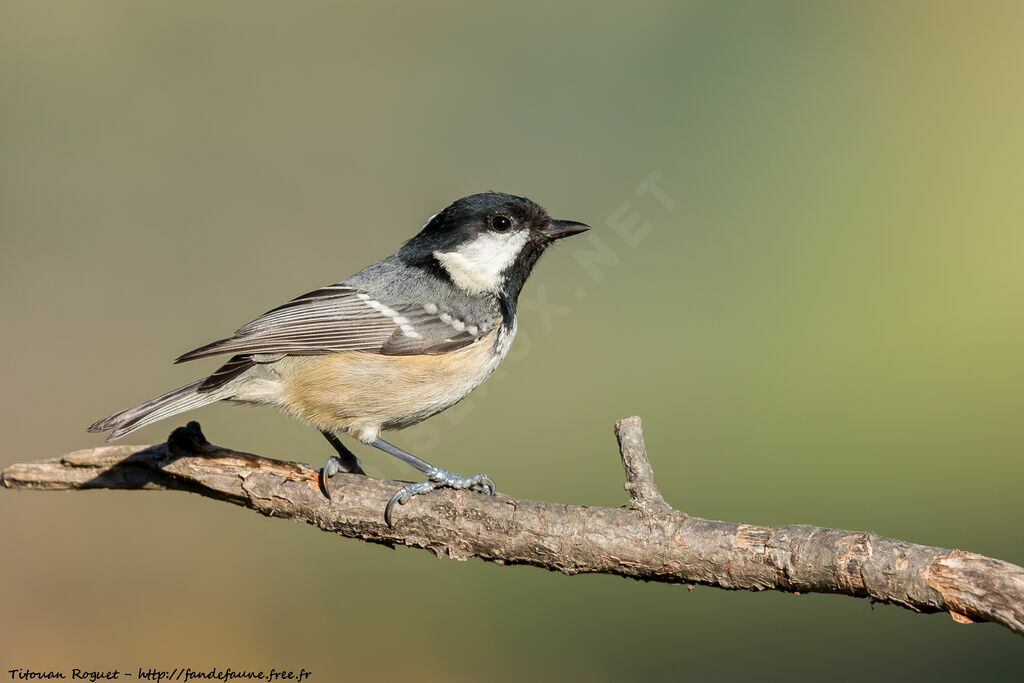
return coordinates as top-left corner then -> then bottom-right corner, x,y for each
542,219 -> 590,241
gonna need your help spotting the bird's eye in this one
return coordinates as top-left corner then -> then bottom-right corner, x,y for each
491,215 -> 512,231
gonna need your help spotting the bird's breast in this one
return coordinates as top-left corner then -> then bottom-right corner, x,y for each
271,323 -> 515,441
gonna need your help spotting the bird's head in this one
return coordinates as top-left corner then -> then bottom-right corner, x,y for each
399,192 -> 589,299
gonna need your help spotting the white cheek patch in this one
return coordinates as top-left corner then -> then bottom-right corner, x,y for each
433,230 -> 530,295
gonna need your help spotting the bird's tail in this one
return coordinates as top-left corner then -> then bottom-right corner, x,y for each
88,380 -> 222,441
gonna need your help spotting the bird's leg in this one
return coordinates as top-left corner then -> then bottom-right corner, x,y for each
370,437 -> 495,526
319,431 -> 366,498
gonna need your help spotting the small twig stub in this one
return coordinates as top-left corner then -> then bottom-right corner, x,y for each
613,416 -> 669,510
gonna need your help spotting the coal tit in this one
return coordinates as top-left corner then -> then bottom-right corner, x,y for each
89,192 -> 589,524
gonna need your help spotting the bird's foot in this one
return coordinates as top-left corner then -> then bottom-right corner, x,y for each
319,454 -> 365,499
385,467 -> 495,526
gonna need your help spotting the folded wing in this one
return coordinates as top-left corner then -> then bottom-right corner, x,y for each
176,284 -> 494,392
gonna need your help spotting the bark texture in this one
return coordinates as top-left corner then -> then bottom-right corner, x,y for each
3,417 -> 1022,637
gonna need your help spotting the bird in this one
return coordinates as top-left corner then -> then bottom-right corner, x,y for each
88,192 -> 590,525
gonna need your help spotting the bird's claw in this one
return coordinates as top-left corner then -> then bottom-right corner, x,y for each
384,467 -> 496,526
319,454 -> 363,499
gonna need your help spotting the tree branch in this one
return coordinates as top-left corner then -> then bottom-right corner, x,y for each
3,417 -> 1022,637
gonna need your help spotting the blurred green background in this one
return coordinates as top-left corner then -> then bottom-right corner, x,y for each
2,1 -> 1022,680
